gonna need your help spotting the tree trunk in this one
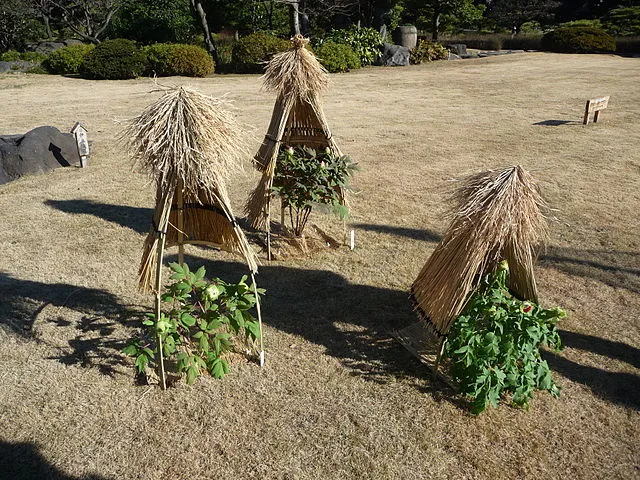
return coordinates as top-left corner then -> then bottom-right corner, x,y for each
42,15 -> 53,39
431,11 -> 441,41
289,1 -> 300,36
190,0 -> 218,63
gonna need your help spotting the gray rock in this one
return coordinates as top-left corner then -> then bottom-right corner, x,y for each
447,43 -> 467,56
448,53 -> 461,60
0,126 -> 82,185
34,41 -> 66,54
0,61 -> 10,74
378,43 -> 410,67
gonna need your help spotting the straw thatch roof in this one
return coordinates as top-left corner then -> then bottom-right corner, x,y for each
246,35 -> 344,231
411,166 -> 549,335
124,86 -> 258,292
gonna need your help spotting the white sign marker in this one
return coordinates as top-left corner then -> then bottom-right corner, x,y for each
70,122 -> 89,168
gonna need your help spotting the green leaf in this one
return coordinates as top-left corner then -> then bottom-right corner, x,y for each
180,313 -> 197,327
186,365 -> 198,385
122,344 -> 139,356
169,262 -> 184,274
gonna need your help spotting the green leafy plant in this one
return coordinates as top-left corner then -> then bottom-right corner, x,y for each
444,260 -> 565,414
80,38 -> 147,80
44,44 -> 95,75
542,26 -> 616,53
271,146 -> 357,237
0,50 -> 21,61
231,31 -> 289,73
315,41 -> 361,73
323,26 -> 383,66
410,40 -> 449,64
124,263 -> 263,385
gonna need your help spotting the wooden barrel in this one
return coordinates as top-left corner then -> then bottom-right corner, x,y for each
393,25 -> 418,50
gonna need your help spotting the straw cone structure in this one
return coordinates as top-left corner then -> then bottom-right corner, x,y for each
246,34 -> 344,230
124,86 -> 258,292
411,166 -> 549,335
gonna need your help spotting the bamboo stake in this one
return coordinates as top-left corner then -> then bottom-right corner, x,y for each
251,272 -> 265,367
177,180 -> 185,266
154,230 -> 168,390
266,197 -> 272,261
433,337 -> 446,380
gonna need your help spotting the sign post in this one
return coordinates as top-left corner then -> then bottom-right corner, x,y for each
70,122 -> 89,167
583,96 -> 610,125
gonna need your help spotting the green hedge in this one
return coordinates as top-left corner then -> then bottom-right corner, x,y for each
541,26 -> 616,53
315,41 -> 360,72
145,43 -> 213,77
44,44 -> 95,74
231,32 -> 290,73
81,39 -> 147,80
323,26 -> 383,66
502,35 -> 542,51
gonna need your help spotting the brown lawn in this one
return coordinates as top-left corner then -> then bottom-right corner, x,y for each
0,52 -> 638,479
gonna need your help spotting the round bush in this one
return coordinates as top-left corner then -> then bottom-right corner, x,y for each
542,26 -> 616,53
0,50 -> 21,62
231,32 -> 290,73
144,43 -> 174,76
315,41 -> 360,73
81,39 -> 147,80
145,43 -> 213,77
44,44 -> 95,74
168,44 -> 213,77
410,41 -> 448,64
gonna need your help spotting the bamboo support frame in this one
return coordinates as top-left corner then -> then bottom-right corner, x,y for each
154,229 -> 168,391
251,272 -> 265,367
177,181 -> 185,266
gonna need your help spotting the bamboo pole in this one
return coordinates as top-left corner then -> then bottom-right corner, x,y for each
266,197 -> 272,261
433,337 -> 446,380
251,273 -> 265,367
154,230 -> 168,390
177,180 -> 185,266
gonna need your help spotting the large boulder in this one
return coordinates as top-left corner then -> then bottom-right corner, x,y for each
377,43 -> 410,67
0,126 -> 82,185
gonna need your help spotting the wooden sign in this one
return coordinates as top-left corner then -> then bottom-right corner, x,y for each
70,122 -> 89,167
583,96 -> 609,125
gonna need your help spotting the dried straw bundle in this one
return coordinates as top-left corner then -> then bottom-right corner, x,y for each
411,166 -> 549,335
262,34 -> 328,103
246,35 -> 342,230
125,86 -> 257,292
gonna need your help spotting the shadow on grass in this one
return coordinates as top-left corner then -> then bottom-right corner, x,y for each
543,349 -> 640,410
0,441 -> 110,480
0,272 -> 144,376
541,247 -> 640,294
532,119 -> 581,126
171,254 -> 461,400
355,223 -> 442,243
44,199 -> 152,235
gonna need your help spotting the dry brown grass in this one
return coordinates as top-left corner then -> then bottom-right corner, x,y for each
0,53 -> 638,479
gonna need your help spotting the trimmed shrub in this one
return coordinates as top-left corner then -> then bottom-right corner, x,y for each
21,51 -> 48,63
323,26 -> 383,65
81,39 -> 147,80
145,43 -> 213,77
315,41 -> 360,72
616,36 -> 640,53
231,32 -> 289,73
168,44 -> 213,77
0,50 -> 21,61
542,26 -> 616,53
144,43 -> 174,76
410,40 -> 448,64
44,44 -> 95,74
